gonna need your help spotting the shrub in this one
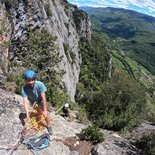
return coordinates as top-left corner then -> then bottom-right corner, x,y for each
85,71 -> 147,132
77,105 -> 88,124
145,97 -> 155,123
44,4 -> 52,17
70,102 -> 89,124
5,0 -> 11,10
135,133 -> 155,155
5,12 -> 11,18
6,73 -> 25,94
4,81 -> 16,92
81,125 -> 104,144
47,86 -> 70,109
2,40 -> 11,48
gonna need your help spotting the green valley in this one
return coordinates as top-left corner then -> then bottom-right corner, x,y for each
79,7 -> 155,93
82,7 -> 155,76
76,7 -> 155,135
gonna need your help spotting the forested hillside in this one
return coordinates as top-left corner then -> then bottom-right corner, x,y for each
76,7 -> 155,154
79,6 -> 155,99
82,7 -> 155,76
78,5 -> 155,127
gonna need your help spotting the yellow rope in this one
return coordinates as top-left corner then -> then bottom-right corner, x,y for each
29,110 -> 46,132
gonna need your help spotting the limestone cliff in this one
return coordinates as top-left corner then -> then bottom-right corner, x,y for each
0,0 -> 91,100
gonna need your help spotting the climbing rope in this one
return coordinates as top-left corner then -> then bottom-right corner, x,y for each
3,110 -> 50,155
29,110 -> 46,131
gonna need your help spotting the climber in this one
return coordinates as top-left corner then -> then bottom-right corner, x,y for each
21,70 -> 53,135
56,103 -> 72,121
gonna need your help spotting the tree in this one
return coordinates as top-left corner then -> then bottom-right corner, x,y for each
85,71 -> 147,131
12,29 -> 64,103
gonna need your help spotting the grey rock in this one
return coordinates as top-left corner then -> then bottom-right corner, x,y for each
92,144 -> 115,155
0,89 -> 87,155
69,150 -> 79,155
0,89 -> 154,155
0,150 -> 7,154
92,130 -> 142,155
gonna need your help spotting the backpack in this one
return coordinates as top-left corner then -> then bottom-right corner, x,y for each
26,133 -> 50,151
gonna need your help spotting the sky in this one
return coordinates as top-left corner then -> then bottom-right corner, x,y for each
67,0 -> 155,17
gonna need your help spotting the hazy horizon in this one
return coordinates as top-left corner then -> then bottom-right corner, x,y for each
68,0 -> 155,17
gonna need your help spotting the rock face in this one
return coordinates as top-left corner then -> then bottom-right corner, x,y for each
92,123 -> 155,155
0,88 -> 87,155
0,89 -> 24,154
92,130 -> 140,155
0,0 -> 91,101
1,88 -> 155,155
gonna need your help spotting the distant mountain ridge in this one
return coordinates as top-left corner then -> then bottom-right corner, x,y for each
80,6 -> 155,22
82,6 -> 155,75
80,7 -> 155,31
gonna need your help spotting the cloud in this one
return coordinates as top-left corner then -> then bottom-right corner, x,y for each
88,0 -> 155,9
68,0 -> 155,16
128,0 -> 155,8
70,1 -> 81,6
148,6 -> 155,12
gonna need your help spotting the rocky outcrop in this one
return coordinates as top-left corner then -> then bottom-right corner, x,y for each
92,130 -> 140,155
0,89 -> 24,154
92,122 -> 155,155
0,88 -> 87,155
0,0 -> 91,101
1,88 -> 155,155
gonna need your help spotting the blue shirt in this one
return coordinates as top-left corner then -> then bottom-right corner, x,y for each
21,81 -> 47,103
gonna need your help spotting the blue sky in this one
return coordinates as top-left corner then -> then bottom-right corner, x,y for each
68,0 -> 155,17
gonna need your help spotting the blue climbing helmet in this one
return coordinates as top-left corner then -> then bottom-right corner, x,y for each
24,70 -> 36,79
